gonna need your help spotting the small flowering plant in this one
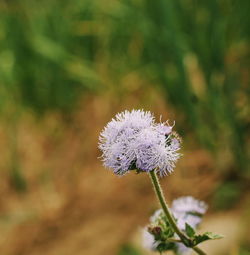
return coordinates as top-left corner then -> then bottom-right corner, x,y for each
99,110 -> 223,255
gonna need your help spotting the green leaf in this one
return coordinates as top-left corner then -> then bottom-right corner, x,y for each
193,232 -> 224,245
204,232 -> 224,240
193,234 -> 210,245
156,242 -> 175,252
185,223 -> 195,237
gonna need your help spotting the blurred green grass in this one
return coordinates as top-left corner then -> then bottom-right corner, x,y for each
0,0 -> 249,192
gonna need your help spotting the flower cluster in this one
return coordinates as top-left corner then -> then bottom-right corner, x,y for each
99,110 -> 181,176
142,196 -> 208,254
171,196 -> 208,230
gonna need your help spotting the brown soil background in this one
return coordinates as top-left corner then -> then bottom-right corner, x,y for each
0,92 -> 249,255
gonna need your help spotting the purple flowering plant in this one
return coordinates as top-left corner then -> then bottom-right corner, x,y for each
99,110 -> 223,255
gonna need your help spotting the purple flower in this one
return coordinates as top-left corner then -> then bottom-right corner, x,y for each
99,109 -> 181,176
135,127 -> 181,176
149,208 -> 164,224
99,110 -> 154,175
141,227 -> 160,251
171,197 -> 207,255
176,243 -> 191,255
142,197 -> 207,254
156,123 -> 173,135
171,196 -> 208,230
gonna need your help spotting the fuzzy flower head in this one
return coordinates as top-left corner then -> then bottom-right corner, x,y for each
99,109 -> 181,176
171,196 -> 208,230
135,127 -> 181,176
171,197 -> 207,254
99,110 -> 155,175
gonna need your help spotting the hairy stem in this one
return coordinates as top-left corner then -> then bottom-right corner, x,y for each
149,170 -> 206,255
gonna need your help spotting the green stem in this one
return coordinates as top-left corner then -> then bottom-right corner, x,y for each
149,170 -> 206,255
166,238 -> 182,243
149,170 -> 187,241
193,246 -> 207,255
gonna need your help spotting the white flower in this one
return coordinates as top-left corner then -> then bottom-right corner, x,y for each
176,243 -> 191,255
99,109 -> 181,176
150,209 -> 164,223
171,196 -> 208,230
99,110 -> 154,175
135,127 -> 181,176
142,197 -> 208,254
141,228 -> 160,251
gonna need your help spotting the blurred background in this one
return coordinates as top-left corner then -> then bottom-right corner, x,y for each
0,0 -> 249,254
